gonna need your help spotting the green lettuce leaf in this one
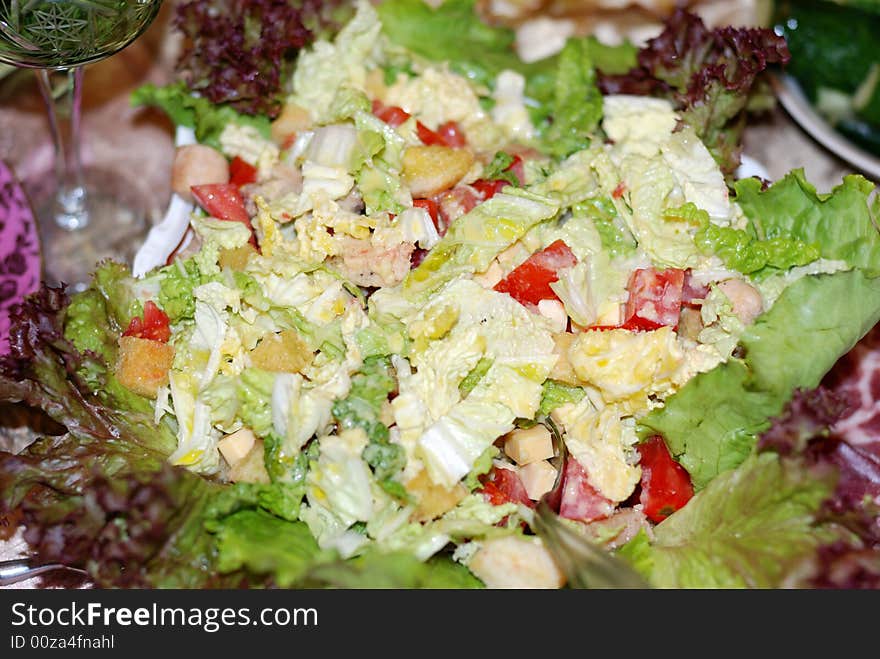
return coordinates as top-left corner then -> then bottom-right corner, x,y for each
332,356 -> 406,498
298,550 -> 484,588
733,170 -> 880,275
131,82 -> 271,149
539,380 -> 586,416
377,0 -> 521,90
672,202 -> 821,275
531,37 -> 603,158
639,270 -> 880,488
157,258 -> 202,324
618,452 -> 838,588
640,172 -> 880,487
208,510 -> 324,586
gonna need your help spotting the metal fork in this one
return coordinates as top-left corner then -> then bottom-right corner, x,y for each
0,558 -> 87,587
531,418 -> 650,589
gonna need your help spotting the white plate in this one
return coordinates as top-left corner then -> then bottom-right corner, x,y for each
773,73 -> 880,183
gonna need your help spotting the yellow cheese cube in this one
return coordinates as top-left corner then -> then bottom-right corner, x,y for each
228,439 -> 270,484
537,299 -> 568,333
504,425 -> 554,465
549,331 -> 578,385
218,428 -> 257,467
518,460 -> 558,500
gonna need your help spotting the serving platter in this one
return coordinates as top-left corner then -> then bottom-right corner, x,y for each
773,73 -> 880,183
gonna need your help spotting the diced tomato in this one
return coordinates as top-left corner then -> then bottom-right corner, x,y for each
612,181 -> 626,199
470,154 -> 525,202
372,100 -> 411,127
413,198 -> 440,229
479,466 -> 534,508
621,267 -> 685,331
558,458 -> 615,522
493,239 -> 578,307
636,436 -> 694,523
416,119 -> 467,148
471,178 -> 508,200
123,300 -> 171,343
229,156 -> 258,188
681,269 -> 709,307
415,121 -> 442,145
435,121 -> 467,147
190,183 -> 256,246
433,186 -> 480,234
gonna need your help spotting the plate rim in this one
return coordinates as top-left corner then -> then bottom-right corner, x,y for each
772,72 -> 880,183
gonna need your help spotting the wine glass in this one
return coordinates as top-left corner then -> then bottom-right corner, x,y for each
0,0 -> 164,291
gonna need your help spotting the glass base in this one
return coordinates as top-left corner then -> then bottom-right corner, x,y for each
28,166 -> 161,293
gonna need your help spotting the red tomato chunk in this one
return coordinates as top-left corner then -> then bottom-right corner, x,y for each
493,240 -> 578,307
229,156 -> 258,188
622,267 -> 685,331
479,466 -> 534,508
372,100 -> 411,127
123,300 -> 171,343
191,183 -> 257,246
636,435 -> 694,523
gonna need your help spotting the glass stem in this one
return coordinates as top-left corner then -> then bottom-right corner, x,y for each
35,66 -> 89,231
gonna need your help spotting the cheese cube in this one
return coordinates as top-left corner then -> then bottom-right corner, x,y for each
467,535 -> 566,589
473,260 -> 504,289
549,331 -> 579,385
518,460 -> 558,500
537,299 -> 568,333
228,439 -> 271,484
504,425 -> 554,465
218,428 -> 257,467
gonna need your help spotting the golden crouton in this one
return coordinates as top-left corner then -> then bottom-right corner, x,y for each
249,329 -> 313,373
402,145 -> 475,197
218,243 -> 258,271
406,468 -> 468,523
115,336 -> 174,398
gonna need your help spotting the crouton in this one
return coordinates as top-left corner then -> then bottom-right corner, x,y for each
249,329 -> 313,373
402,145 -> 474,197
218,243 -> 258,271
406,468 -> 468,522
115,336 -> 174,398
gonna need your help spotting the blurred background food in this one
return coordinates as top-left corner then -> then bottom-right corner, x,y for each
773,0 -> 880,157
476,0 -> 773,56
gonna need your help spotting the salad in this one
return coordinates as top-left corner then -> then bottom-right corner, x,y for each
2,0 -> 879,589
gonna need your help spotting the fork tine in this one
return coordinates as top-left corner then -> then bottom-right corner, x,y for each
533,501 -> 650,589
533,416 -> 650,589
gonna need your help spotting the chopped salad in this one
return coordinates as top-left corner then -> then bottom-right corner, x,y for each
2,0 -> 880,589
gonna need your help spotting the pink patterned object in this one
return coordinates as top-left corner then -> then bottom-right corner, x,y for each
0,161 -> 41,355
